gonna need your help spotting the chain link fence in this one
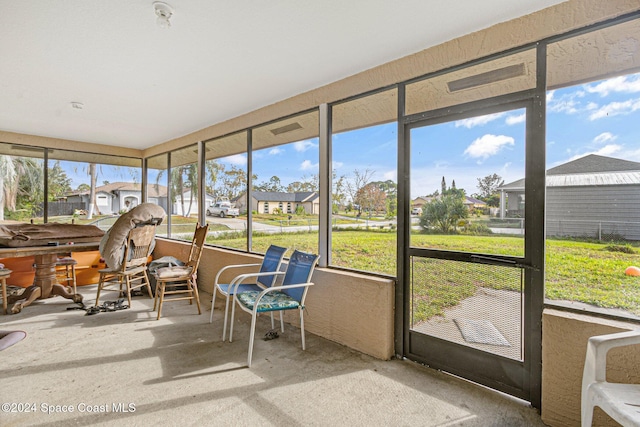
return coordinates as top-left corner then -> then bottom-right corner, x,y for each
546,219 -> 640,242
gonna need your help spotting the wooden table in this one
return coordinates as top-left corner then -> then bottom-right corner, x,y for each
0,242 -> 100,314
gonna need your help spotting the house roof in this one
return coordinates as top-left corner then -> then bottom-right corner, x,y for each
465,196 -> 486,206
252,191 -> 319,203
547,154 -> 640,175
500,155 -> 640,190
68,182 -> 168,198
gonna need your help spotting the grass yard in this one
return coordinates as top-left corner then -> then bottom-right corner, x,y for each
207,229 -> 640,318
65,212 -> 640,319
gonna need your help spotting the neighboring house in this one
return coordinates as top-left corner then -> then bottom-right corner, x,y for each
66,182 -> 168,215
235,191 -> 319,215
173,190 -> 215,216
411,196 -> 433,212
498,154 -> 640,240
463,196 -> 487,210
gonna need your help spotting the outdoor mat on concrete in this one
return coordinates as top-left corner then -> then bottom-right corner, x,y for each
454,318 -> 510,347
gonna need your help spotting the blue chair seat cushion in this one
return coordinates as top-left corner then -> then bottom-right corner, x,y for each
236,290 -> 300,312
218,283 -> 264,295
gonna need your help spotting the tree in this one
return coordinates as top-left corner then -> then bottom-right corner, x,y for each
420,194 -> 468,233
345,168 -> 375,213
441,176 -> 466,199
255,175 -> 283,192
219,166 -> 253,200
48,160 -> 72,201
155,163 -> 198,217
205,159 -> 224,197
474,173 -> 504,207
0,155 -> 43,220
76,183 -> 90,192
86,163 -> 98,219
355,182 -> 386,214
374,179 -> 397,218
332,172 -> 347,213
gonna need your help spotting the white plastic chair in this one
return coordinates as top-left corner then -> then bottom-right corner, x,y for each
581,330 -> 640,427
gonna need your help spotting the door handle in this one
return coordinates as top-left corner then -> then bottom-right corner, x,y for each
470,254 -> 539,271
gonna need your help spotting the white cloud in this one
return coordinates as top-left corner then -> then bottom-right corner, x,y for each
565,144 -> 623,162
382,170 -> 397,181
332,160 -> 344,170
592,132 -> 617,145
223,154 -> 246,165
548,98 -> 580,114
505,113 -> 525,125
593,144 -> 623,156
622,147 -> 640,162
269,147 -> 283,155
547,89 -> 588,115
464,134 -> 515,161
585,75 -> 640,97
300,160 -> 318,171
455,112 -> 505,128
589,98 -> 640,120
293,140 -> 317,152
546,90 -> 555,102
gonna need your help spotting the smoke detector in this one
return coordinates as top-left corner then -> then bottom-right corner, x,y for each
153,2 -> 174,29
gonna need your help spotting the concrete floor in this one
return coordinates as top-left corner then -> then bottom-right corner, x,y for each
0,286 -> 546,426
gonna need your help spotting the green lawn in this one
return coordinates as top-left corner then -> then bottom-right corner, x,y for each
207,229 -> 640,318
65,213 -> 640,319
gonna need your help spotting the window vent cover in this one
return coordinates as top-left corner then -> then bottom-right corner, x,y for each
447,63 -> 526,92
270,122 -> 302,135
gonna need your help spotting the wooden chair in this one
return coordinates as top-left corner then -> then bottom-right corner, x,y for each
55,254 -> 77,296
0,268 -> 11,314
95,224 -> 156,308
153,224 -> 208,320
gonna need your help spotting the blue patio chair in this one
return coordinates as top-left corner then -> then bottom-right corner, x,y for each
210,245 -> 287,341
229,250 -> 320,367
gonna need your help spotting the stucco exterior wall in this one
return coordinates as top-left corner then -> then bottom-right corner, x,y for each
541,309 -> 640,426
153,238 -> 395,360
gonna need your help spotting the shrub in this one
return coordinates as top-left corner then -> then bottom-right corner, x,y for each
603,244 -> 636,254
463,222 -> 493,235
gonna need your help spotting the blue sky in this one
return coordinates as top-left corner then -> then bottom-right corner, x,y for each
62,72 -> 640,200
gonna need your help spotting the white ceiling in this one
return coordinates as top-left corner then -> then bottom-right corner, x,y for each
0,0 -> 565,150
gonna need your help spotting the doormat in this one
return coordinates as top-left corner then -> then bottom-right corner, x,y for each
453,318 -> 510,347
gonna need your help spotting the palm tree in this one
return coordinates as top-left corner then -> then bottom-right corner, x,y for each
0,155 -> 43,221
86,163 -> 98,219
0,155 -> 18,221
156,163 -> 199,217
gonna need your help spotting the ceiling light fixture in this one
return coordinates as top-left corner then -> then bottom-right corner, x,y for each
153,2 -> 174,29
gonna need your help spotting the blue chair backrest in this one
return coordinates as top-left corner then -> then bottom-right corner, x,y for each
256,245 -> 287,288
282,250 -> 320,302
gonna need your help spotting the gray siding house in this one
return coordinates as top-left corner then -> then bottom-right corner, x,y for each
499,154 -> 640,240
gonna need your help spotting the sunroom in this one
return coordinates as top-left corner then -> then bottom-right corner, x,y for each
1,1 -> 640,426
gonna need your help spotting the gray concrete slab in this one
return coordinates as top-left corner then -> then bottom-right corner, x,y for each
0,286 -> 546,426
